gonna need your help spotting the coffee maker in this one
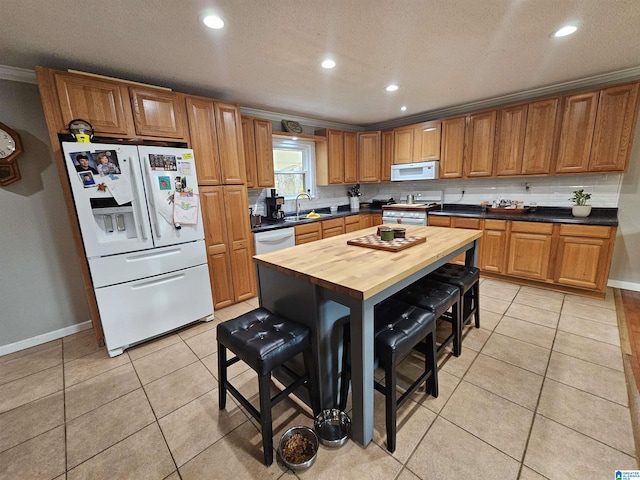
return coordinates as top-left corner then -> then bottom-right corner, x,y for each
265,189 -> 285,221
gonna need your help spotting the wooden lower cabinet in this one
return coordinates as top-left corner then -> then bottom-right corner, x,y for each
479,220 -> 508,273
345,215 -> 361,233
507,222 -> 553,280
322,218 -> 345,238
428,214 -> 613,296
295,222 -> 322,245
553,224 -> 615,290
200,185 -> 256,309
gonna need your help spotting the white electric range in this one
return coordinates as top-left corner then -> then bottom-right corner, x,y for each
382,191 -> 443,225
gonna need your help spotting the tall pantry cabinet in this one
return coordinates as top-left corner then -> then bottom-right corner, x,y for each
185,95 -> 256,309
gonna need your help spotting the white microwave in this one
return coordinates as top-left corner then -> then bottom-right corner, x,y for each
391,161 -> 439,181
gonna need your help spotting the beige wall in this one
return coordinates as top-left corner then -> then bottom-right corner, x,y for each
0,79 -> 89,351
609,120 -> 640,288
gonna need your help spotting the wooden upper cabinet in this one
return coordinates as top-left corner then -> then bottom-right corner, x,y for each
589,82 -> 640,172
241,117 -> 257,187
253,118 -> 275,187
555,91 -> 599,173
242,117 -> 274,188
440,116 -> 466,179
392,121 -> 441,164
185,96 -> 222,185
328,129 -> 345,183
495,104 -> 527,176
380,130 -> 393,182
54,72 -> 135,137
414,121 -> 441,161
129,87 -> 188,140
214,102 -> 246,184
393,127 -> 414,164
315,128 -> 355,184
357,131 -> 381,182
522,98 -> 559,175
344,131 -> 358,183
464,110 -> 497,177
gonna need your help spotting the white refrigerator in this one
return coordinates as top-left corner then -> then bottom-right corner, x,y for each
61,142 -> 213,357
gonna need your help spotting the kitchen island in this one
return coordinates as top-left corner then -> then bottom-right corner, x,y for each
253,224 -> 483,447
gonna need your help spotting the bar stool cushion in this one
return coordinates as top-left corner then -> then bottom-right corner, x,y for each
393,279 -> 459,318
217,307 -> 311,375
374,298 -> 436,366
428,264 -> 480,294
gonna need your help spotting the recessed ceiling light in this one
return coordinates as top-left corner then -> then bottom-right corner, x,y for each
321,59 -> 336,69
400,106 -> 407,111
202,14 -> 224,29
385,84 -> 399,92
554,25 -> 577,37
292,136 -> 298,141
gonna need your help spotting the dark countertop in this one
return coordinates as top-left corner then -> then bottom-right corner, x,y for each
429,204 -> 618,226
251,205 -> 381,233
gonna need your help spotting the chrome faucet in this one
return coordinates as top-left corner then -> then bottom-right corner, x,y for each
296,192 -> 310,217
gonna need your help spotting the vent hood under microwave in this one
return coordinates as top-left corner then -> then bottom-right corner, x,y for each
391,161 -> 439,181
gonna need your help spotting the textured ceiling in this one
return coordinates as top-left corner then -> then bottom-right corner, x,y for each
2,0 -> 640,126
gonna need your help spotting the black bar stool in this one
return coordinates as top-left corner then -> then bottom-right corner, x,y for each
217,307 -> 318,466
393,278 -> 462,356
339,298 -> 438,453
427,264 -> 480,328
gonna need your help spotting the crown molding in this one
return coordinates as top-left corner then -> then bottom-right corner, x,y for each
0,64 -> 38,84
366,66 -> 640,131
240,106 -> 363,132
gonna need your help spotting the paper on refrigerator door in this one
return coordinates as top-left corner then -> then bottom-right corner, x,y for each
173,193 -> 199,225
101,174 -> 133,205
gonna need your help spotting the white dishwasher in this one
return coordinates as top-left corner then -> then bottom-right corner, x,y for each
254,227 -> 295,254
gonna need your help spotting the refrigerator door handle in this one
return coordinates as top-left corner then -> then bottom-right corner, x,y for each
131,272 -> 185,289
129,156 -> 149,241
139,155 -> 163,239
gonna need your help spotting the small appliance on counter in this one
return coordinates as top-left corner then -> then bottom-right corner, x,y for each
265,188 -> 285,222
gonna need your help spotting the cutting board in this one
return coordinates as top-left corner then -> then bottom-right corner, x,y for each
347,234 -> 426,252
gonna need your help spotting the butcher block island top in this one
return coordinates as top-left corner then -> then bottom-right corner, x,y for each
253,225 -> 483,301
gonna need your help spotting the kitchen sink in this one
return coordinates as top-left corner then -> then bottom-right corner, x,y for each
284,213 -> 332,222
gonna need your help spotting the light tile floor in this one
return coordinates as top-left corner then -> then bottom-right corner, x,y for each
0,279 -> 637,479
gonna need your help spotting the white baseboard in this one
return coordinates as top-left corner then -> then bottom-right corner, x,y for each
608,279 -> 640,292
0,320 -> 93,357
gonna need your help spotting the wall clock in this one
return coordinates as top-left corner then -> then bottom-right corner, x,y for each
0,122 -> 23,164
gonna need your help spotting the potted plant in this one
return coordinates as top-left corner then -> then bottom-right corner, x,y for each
569,189 -> 592,217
